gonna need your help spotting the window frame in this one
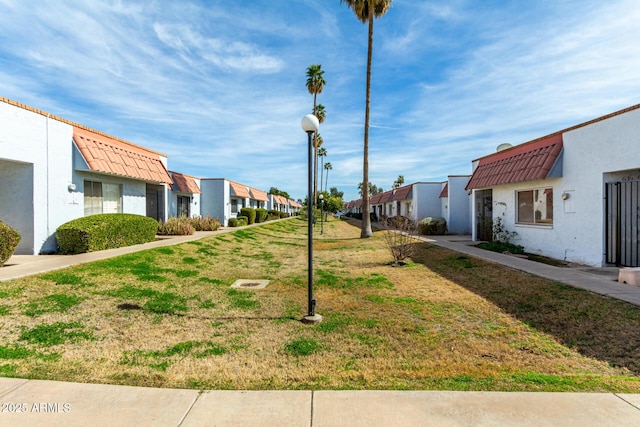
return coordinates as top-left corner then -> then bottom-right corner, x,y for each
84,180 -> 122,216
516,187 -> 553,226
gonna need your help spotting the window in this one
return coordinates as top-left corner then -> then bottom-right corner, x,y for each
177,196 -> 190,217
231,198 -> 244,214
517,188 -> 553,225
84,181 -> 121,216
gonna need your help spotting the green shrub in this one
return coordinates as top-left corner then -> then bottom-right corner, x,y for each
418,216 -> 447,235
477,241 -> 524,254
0,220 -> 21,266
267,210 -> 280,220
190,216 -> 221,231
279,211 -> 289,218
157,217 -> 194,236
228,218 -> 239,227
240,208 -> 256,224
56,214 -> 158,254
237,216 -> 248,226
255,208 -> 268,223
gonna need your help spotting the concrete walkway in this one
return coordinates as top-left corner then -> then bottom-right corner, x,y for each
1,377 -> 639,426
2,228 -> 640,426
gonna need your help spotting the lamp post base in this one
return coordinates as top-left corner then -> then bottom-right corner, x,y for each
301,314 -> 323,324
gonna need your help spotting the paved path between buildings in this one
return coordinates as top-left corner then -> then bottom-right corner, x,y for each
1,227 -> 640,426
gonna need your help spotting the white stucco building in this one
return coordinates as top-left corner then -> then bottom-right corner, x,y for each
345,178 -> 472,235
199,178 -> 270,226
0,97 -> 172,255
467,104 -> 640,267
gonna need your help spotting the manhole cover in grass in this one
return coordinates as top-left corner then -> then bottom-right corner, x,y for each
230,279 -> 270,289
117,303 -> 142,310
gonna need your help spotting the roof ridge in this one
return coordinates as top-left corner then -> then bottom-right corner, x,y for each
473,103 -> 640,162
1,96 -> 168,158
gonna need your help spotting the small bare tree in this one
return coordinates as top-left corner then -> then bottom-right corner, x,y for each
380,216 -> 419,265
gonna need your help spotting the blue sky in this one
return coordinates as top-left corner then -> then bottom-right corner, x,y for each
1,0 -> 639,202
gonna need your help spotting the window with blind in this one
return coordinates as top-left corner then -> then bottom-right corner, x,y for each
84,181 -> 122,216
516,188 -> 553,225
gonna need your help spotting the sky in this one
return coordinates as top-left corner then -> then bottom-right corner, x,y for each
1,0 -> 640,203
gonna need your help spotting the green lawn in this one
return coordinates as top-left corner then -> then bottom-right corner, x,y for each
0,218 -> 639,392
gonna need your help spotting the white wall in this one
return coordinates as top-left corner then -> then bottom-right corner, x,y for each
481,107 -> 640,266
411,182 -> 445,222
0,102 -> 76,254
200,179 -> 230,225
447,176 -> 472,234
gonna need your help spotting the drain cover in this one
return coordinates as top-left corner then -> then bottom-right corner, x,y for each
230,279 -> 270,289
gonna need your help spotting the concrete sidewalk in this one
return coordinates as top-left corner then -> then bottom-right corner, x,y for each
0,230 -> 228,282
1,378 -> 639,427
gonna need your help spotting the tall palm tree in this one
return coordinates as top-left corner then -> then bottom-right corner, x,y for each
324,162 -> 332,196
318,147 -> 327,193
341,0 -> 392,238
306,65 -> 326,205
392,174 -> 404,189
313,104 -> 326,203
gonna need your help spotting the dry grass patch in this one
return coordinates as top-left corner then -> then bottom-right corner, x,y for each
0,218 -> 639,391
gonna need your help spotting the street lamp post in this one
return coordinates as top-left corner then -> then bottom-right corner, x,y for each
319,194 -> 324,235
301,114 -> 322,324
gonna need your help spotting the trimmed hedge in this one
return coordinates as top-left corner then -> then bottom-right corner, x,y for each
237,216 -> 248,226
56,214 -> 158,254
240,207 -> 256,225
0,220 -> 21,266
255,208 -> 268,223
228,218 -> 239,227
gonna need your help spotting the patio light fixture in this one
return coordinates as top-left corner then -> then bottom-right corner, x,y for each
301,114 -> 322,324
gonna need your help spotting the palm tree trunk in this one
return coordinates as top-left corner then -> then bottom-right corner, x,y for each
325,167 -> 329,194
320,157 -> 325,193
314,144 -> 319,205
361,12 -> 374,238
312,93 -> 318,208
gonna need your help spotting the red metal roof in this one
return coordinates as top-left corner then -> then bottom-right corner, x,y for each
439,183 -> 448,198
378,191 -> 393,203
271,194 -> 287,205
392,185 -> 412,201
171,172 -> 201,194
73,127 -> 172,184
250,187 -> 269,202
229,181 -> 251,198
466,134 -> 563,190
369,193 -> 383,204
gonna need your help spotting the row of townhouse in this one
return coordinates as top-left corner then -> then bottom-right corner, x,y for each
345,103 -> 640,268
344,176 -> 473,235
0,97 -> 300,256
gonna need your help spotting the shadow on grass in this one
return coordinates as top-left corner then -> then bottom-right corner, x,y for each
412,244 -> 640,376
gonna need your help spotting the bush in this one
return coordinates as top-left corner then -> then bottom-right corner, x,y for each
240,207 -> 256,225
228,218 -> 239,227
0,220 -> 21,266
268,210 -> 280,220
379,216 -> 418,265
190,216 -> 221,231
418,216 -> 447,235
157,217 -> 194,236
279,211 -> 289,218
477,241 -> 524,254
237,216 -> 248,226
255,208 -> 268,223
56,214 -> 158,254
